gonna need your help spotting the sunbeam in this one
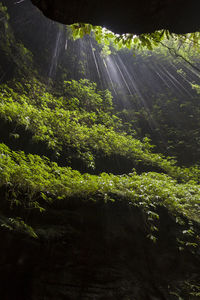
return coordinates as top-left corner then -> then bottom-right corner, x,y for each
48,27 -> 62,80
0,2 -> 200,299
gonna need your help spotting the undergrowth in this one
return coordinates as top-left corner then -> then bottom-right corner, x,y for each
0,143 -> 199,247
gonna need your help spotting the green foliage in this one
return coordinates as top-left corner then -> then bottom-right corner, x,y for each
0,2 -> 199,255
0,2 -> 34,77
0,216 -> 38,238
191,83 -> 200,94
2,79 -> 200,177
70,24 -> 166,51
0,79 -> 183,172
120,88 -> 200,165
169,280 -> 200,299
63,79 -> 113,112
0,143 -> 199,244
70,24 -> 200,55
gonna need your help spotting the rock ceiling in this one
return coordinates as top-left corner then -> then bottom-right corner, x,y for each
31,0 -> 200,34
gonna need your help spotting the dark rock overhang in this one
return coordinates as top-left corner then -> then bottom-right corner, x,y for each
31,0 -> 200,34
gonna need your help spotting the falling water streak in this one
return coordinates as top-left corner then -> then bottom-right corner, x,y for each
114,58 -> 132,94
48,28 -> 62,80
90,42 -> 101,80
103,58 -> 117,95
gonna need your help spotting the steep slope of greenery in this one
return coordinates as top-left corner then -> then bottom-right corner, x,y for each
0,79 -> 180,174
0,0 -> 199,251
0,142 -> 199,240
0,2 -> 199,299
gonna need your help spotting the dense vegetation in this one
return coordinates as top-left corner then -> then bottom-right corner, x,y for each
0,1 -> 199,299
0,0 -> 199,241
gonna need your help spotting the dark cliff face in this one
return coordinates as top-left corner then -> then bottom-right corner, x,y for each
31,0 -> 200,34
1,200 -> 199,300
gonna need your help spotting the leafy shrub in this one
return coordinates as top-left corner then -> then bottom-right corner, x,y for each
0,143 -> 199,244
0,81 -> 179,172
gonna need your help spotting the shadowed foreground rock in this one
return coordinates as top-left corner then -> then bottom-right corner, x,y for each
31,0 -> 200,34
0,199 -> 199,299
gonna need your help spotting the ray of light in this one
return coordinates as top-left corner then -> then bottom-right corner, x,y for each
103,58 -> 117,95
48,28 -> 62,80
90,41 -> 101,81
